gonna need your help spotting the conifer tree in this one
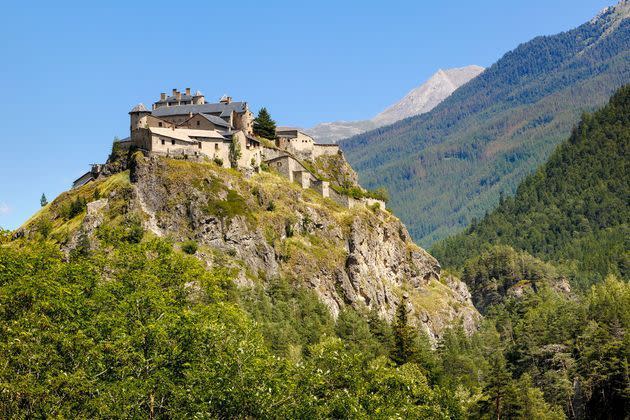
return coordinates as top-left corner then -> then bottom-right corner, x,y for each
391,299 -> 417,365
253,107 -> 277,140
40,193 -> 48,207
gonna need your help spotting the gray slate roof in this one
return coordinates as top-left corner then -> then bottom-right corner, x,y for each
199,113 -> 230,127
152,102 -> 248,117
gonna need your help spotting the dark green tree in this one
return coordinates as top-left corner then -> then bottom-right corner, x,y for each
40,193 -> 48,207
253,107 -> 277,140
391,299 -> 417,365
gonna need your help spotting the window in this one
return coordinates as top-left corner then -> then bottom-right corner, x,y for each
198,142 -> 202,149
197,120 -> 200,126
215,144 -> 219,150
161,139 -> 165,145
158,122 -> 163,127
171,139 -> 175,145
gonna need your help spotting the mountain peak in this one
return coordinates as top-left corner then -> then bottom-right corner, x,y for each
371,65 -> 484,126
306,65 -> 484,143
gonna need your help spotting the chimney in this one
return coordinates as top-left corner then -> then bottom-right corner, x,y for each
160,93 -> 166,101
185,87 -> 191,96
172,88 -> 177,96
176,91 -> 182,100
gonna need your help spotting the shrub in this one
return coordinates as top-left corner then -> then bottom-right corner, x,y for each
125,216 -> 145,244
181,240 -> 198,255
36,218 -> 53,238
213,157 -> 224,166
65,196 -> 88,219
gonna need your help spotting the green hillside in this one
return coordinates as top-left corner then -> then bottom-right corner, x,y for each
341,3 -> 630,247
432,84 -> 630,289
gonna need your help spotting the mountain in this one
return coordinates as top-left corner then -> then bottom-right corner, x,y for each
15,151 -> 478,341
341,1 -> 630,247
432,84 -> 630,289
372,66 -> 485,126
305,65 -> 484,144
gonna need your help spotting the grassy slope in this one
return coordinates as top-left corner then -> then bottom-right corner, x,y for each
341,9 -> 630,247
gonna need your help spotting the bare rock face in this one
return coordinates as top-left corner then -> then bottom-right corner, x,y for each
305,65 -> 484,143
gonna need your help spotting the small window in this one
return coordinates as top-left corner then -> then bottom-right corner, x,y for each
161,139 -> 165,145
158,122 -> 163,127
215,144 -> 219,150
197,120 -> 200,126
198,142 -> 202,149
171,139 -> 176,145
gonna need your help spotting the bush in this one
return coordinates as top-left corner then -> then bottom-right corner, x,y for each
66,196 -> 87,219
36,218 -> 53,238
213,157 -> 224,166
125,216 -> 145,244
181,240 -> 198,255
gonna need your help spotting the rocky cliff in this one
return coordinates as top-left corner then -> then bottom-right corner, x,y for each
20,153 -> 479,340
305,65 -> 484,143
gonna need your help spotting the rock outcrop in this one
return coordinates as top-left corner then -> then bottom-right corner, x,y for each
22,154 -> 480,341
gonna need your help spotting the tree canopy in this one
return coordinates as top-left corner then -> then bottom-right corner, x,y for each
253,107 -> 277,140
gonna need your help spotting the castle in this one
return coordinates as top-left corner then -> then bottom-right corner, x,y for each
73,88 -> 384,210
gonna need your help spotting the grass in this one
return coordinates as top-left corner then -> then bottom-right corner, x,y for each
21,171 -> 131,242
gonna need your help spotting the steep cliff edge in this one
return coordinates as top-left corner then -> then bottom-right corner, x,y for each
19,154 -> 479,340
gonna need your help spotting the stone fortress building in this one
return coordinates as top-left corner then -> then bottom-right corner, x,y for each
74,88 -> 384,210
129,89 -> 260,168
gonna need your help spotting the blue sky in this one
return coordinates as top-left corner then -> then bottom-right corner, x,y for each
0,0 -> 614,229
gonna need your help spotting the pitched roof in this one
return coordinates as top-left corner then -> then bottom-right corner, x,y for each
199,113 -> 230,127
152,101 -> 248,117
130,103 -> 150,113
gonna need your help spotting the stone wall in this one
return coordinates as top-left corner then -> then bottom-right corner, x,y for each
132,127 -> 264,169
312,144 -> 341,159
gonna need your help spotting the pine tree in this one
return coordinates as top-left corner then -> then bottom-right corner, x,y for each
40,193 -> 48,207
253,107 -> 277,140
391,299 -> 417,365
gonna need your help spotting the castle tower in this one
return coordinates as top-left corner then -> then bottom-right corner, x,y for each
192,90 -> 205,105
129,103 -> 151,131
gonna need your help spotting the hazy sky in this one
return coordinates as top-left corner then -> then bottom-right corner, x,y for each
0,0 -> 614,229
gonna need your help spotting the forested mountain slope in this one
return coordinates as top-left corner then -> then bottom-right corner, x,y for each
341,2 -> 630,246
432,84 -> 630,289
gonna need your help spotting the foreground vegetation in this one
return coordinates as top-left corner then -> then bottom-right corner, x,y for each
0,226 -> 627,418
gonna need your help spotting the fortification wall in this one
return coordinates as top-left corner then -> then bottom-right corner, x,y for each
312,144 -> 341,159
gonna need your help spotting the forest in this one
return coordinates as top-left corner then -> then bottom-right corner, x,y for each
432,85 -> 629,291
0,230 -> 627,418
